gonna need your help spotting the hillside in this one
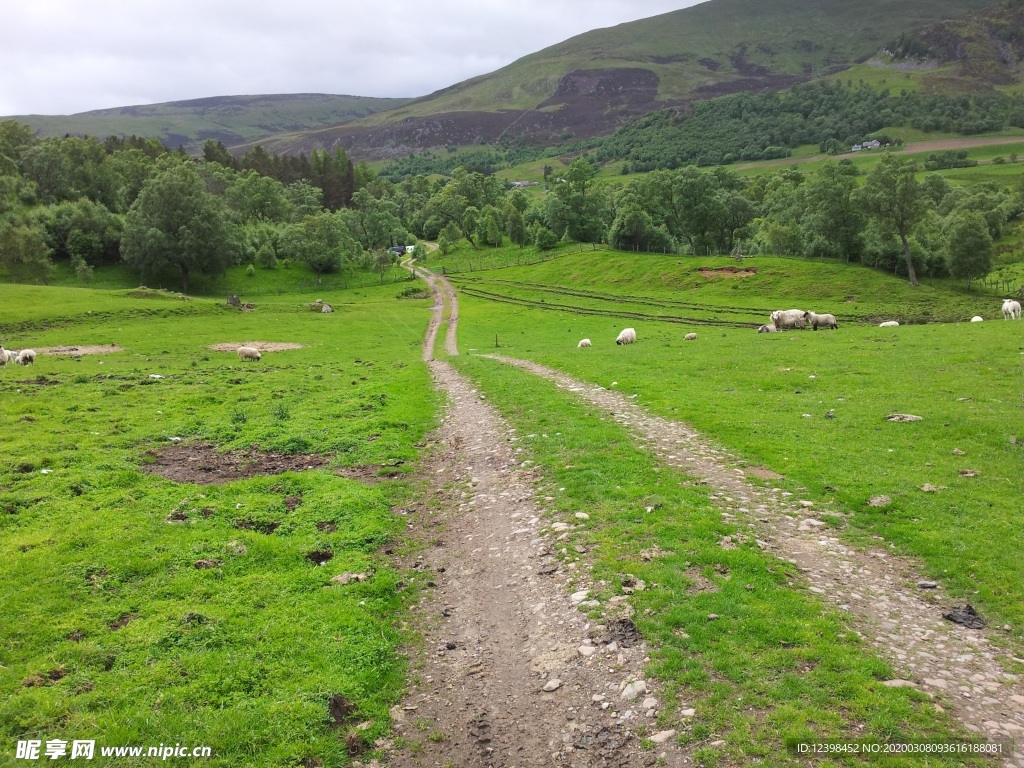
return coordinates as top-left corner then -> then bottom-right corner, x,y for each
6,93 -> 410,154
256,0 -> 996,158
831,0 -> 1024,93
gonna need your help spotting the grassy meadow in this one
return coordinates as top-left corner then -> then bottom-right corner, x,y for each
451,353 -> 993,765
0,281 -> 438,766
453,253 -> 1024,646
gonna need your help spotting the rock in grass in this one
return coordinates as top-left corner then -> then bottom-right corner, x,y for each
886,414 -> 923,422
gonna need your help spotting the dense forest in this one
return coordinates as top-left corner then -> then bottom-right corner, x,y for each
1,93 -> 1020,293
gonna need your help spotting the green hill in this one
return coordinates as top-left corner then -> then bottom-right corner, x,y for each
6,93 -> 410,154
258,0 -> 997,158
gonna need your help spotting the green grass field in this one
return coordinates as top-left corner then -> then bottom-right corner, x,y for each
452,353 -> 992,765
0,282 -> 438,767
453,255 -> 1024,648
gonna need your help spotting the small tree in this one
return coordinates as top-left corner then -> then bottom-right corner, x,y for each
856,154 -> 926,285
946,211 -> 993,290
0,223 -> 55,284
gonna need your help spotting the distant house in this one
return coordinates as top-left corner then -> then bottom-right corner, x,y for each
510,181 -> 539,188
852,144 -> 863,152
863,139 -> 882,150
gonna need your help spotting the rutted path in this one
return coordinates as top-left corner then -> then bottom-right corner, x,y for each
383,268 -> 686,767
488,354 -> 1024,767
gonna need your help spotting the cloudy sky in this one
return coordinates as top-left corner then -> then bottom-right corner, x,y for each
1,1 -> 705,116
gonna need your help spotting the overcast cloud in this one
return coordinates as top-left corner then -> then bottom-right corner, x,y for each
0,1 -> 704,116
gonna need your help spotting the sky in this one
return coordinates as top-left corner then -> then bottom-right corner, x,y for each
0,1 -> 705,116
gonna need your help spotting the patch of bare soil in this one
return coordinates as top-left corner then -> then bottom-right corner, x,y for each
35,345 -> 123,355
143,443 -> 328,484
206,342 -> 303,352
492,355 -> 1024,763
698,267 -> 757,279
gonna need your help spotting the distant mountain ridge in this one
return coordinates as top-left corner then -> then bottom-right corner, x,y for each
5,93 -> 410,154
250,0 -> 999,158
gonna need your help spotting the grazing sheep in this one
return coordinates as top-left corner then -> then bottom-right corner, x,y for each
237,346 -> 262,361
757,324 -> 777,333
577,339 -> 592,348
616,327 -> 637,345
1002,299 -> 1022,320
803,311 -> 838,330
771,309 -> 807,330
971,316 -> 984,323
878,321 -> 900,328
15,349 -> 36,366
321,304 -> 334,313
684,333 -> 697,341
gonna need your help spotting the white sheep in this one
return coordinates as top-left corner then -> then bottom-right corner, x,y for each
15,349 -> 36,365
684,332 -> 697,341
803,311 -> 837,330
577,339 -> 592,348
321,304 -> 334,314
1002,299 -> 1022,320
237,346 -> 262,361
0,346 -> 11,365
878,321 -> 900,328
771,309 -> 807,330
757,324 -> 777,333
616,327 -> 637,345
971,316 -> 984,323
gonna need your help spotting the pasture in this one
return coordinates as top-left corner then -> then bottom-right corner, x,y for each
454,257 -> 1024,641
0,283 -> 437,766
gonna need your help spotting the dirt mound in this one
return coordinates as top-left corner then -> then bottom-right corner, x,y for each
36,345 -> 123,355
144,443 -> 328,484
207,342 -> 303,352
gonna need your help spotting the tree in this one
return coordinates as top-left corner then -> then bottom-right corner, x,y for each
121,162 -> 239,293
946,211 -> 993,289
800,160 -> 864,263
856,155 -> 926,285
284,211 -> 360,284
0,223 -> 55,284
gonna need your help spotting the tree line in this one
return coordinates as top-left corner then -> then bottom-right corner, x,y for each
0,117 -> 1016,293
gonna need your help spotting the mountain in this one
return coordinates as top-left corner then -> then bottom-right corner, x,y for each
252,0 -> 997,159
6,94 -> 410,154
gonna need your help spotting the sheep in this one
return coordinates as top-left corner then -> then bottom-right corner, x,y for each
577,339 -> 592,348
616,327 -> 637,345
321,304 -> 334,314
0,346 -> 11,365
1002,299 -> 1022,320
803,311 -> 838,330
237,346 -> 262,361
771,309 -> 807,330
684,332 -> 697,341
757,324 -> 777,333
878,321 -> 900,328
971,316 -> 984,323
15,349 -> 36,366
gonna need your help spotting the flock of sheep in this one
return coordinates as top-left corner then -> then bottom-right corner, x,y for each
0,346 -> 35,366
577,299 -> 1022,349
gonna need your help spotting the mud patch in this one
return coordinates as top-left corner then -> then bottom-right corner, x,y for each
207,342 -> 303,353
699,266 -> 757,279
601,618 -> 642,648
144,442 -> 328,484
36,345 -> 124,356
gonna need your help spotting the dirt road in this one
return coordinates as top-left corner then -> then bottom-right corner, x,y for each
383,270 -> 685,766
